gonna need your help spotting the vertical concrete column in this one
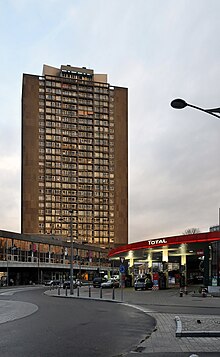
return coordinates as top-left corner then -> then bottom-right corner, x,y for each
162,247 -> 168,263
180,244 -> 187,287
48,245 -> 51,263
129,257 -> 134,286
180,245 -> 186,265
147,251 -> 152,270
204,243 -> 210,287
162,247 -> 169,288
129,257 -> 134,269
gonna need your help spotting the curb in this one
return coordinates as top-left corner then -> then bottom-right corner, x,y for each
175,316 -> 182,337
175,315 -> 220,337
181,331 -> 220,337
44,290 -> 122,303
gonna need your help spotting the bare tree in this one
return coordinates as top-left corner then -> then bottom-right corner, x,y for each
183,228 -> 200,235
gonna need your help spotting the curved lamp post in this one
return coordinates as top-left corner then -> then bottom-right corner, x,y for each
171,98 -> 220,119
171,98 -> 220,288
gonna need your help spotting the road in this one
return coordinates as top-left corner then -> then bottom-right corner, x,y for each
1,285 -> 220,356
0,286 -> 155,357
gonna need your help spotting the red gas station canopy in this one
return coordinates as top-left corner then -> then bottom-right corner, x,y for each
108,231 -> 220,258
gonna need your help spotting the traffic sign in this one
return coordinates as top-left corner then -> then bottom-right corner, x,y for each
119,264 -> 125,274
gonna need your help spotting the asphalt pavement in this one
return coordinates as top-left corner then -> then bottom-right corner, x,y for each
45,284 -> 220,356
0,285 -> 220,356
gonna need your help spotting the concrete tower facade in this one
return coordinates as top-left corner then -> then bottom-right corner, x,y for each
22,64 -> 128,248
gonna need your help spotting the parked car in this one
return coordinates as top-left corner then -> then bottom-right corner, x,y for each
44,279 -> 61,286
112,275 -> 120,281
134,277 -> 153,291
101,279 -> 119,288
79,279 -> 92,286
0,276 -> 7,287
62,280 -> 77,289
93,277 -> 107,288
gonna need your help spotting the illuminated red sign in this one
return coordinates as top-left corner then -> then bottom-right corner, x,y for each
108,231 -> 220,258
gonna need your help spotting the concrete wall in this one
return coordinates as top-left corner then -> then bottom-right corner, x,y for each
113,87 -> 128,247
22,74 -> 40,234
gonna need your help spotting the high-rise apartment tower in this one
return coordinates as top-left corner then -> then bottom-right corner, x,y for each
22,64 -> 128,248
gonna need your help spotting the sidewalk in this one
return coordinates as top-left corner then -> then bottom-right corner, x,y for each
45,283 -> 220,308
45,285 -> 220,355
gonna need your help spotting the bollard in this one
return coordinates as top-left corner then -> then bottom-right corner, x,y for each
179,288 -> 183,297
100,287 -> 102,299
89,285 -> 91,298
77,286 -> 80,297
65,286 -> 68,296
112,287 -> 115,300
58,287 -> 60,296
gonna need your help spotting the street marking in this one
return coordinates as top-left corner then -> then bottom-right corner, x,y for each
122,302 -> 156,314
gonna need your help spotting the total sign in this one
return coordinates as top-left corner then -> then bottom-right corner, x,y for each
148,239 -> 167,246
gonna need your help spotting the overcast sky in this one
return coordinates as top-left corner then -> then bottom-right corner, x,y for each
1,0 -> 220,243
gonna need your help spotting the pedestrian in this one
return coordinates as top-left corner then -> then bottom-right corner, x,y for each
10,278 -> 14,286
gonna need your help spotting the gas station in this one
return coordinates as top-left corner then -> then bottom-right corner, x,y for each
108,231 -> 220,293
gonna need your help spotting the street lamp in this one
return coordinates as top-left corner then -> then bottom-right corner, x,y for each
170,98 -> 220,119
69,209 -> 74,295
171,98 -> 220,288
